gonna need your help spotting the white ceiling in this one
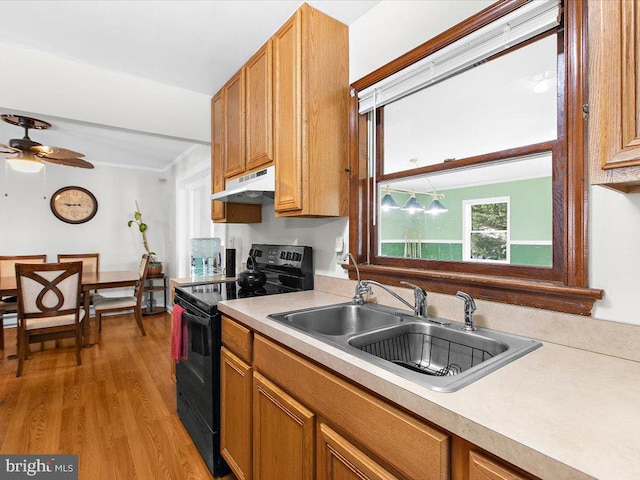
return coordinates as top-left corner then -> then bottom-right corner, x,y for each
0,1 -> 379,171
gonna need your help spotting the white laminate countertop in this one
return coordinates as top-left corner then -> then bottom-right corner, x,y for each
218,291 -> 640,480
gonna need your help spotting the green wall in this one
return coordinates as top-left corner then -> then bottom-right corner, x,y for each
379,176 -> 552,266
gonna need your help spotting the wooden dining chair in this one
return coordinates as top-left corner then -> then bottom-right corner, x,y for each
14,261 -> 84,377
0,254 -> 47,350
57,253 -> 100,302
57,253 -> 99,274
93,254 -> 150,337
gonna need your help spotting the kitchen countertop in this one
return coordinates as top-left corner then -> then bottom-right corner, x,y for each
218,290 -> 640,480
169,274 -> 236,286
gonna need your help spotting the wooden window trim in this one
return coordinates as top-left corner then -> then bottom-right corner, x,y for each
347,0 -> 603,315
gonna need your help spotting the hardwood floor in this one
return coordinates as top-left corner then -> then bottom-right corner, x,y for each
0,313 -> 234,480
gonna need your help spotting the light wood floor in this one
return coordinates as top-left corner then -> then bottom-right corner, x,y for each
0,313 -> 235,480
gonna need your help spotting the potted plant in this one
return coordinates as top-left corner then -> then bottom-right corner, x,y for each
128,201 -> 162,276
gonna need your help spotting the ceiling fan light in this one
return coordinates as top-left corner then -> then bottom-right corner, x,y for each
7,157 -> 45,173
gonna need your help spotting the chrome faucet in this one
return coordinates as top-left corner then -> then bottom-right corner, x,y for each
343,253 -> 371,305
400,281 -> 428,317
456,291 -> 477,331
360,280 -> 428,318
343,253 -> 429,318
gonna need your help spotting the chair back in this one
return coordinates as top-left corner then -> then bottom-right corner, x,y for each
15,262 -> 83,321
57,253 -> 99,275
134,254 -> 151,304
0,255 -> 47,278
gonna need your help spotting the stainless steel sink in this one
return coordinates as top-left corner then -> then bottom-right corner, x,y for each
268,302 -> 542,392
274,303 -> 404,336
349,322 -> 508,376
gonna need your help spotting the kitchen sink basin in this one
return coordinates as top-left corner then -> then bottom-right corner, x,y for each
268,302 -> 542,392
348,322 -> 509,377
271,303 -> 404,336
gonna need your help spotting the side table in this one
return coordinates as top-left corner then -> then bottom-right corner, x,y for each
142,273 -> 168,315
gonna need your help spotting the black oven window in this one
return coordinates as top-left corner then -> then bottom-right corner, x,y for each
185,313 -> 211,382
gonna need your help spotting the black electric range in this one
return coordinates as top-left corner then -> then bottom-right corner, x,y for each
173,244 -> 313,477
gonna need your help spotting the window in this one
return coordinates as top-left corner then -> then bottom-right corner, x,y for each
463,198 -> 509,263
348,0 -> 603,315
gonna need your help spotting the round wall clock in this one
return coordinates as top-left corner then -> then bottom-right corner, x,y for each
50,186 -> 98,224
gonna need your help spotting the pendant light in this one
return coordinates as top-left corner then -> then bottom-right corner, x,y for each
425,198 -> 448,215
402,193 -> 424,214
380,186 -> 399,211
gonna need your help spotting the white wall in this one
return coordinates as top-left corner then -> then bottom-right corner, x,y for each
349,0 -> 494,81
223,202 -> 349,277
171,145 -> 215,278
0,42 -> 210,142
589,187 -> 640,322
0,163 -> 170,272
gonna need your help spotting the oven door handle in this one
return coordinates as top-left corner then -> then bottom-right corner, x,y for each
183,311 -> 210,327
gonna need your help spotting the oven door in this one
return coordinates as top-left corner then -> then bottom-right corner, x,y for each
176,310 -> 216,429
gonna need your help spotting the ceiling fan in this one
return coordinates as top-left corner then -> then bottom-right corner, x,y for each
0,114 -> 94,172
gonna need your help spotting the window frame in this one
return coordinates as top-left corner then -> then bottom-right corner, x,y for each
347,0 -> 603,315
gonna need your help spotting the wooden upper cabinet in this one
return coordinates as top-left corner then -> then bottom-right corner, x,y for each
211,92 -> 226,221
589,0 -> 640,191
225,69 -> 246,178
272,4 -> 349,217
245,41 -> 273,171
211,89 -> 262,224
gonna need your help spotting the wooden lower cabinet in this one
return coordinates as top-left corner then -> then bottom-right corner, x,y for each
452,438 -> 540,480
221,316 -> 541,480
318,422 -> 399,480
253,371 -> 315,480
468,451 -> 533,480
220,347 -> 252,480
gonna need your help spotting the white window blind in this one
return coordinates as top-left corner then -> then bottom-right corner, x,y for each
357,0 -> 561,114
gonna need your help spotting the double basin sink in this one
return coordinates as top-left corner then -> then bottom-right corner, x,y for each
268,302 -> 542,392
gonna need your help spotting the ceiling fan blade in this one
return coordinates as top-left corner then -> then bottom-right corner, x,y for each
39,156 -> 94,169
32,145 -> 85,159
1,114 -> 51,130
0,142 -> 20,156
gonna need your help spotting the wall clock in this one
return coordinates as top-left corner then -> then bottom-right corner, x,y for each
50,186 -> 98,224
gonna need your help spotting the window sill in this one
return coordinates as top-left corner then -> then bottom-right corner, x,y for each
343,264 -> 603,316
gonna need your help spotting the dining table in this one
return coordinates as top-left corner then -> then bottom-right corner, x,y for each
0,270 -> 139,348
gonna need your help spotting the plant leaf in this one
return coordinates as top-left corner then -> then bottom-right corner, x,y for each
134,212 -> 142,220
139,223 -> 147,232
127,220 -> 133,227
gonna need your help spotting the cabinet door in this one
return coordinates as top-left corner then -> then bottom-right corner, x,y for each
468,451 -> 533,480
318,423 -> 399,480
246,41 -> 273,171
225,69 -> 246,178
211,92 -> 226,221
273,10 -> 304,213
221,347 -> 252,480
253,371 -> 314,480
589,0 -> 640,188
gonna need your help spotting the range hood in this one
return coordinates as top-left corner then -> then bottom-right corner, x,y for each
211,165 -> 275,204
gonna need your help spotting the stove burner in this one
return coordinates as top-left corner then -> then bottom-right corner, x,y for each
238,287 -> 267,297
